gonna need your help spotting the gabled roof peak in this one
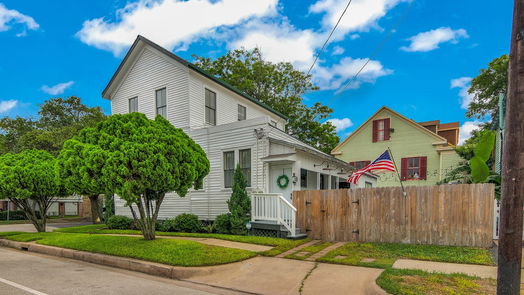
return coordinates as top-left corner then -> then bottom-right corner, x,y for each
102,35 -> 288,120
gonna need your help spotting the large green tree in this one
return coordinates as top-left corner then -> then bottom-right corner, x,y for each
466,54 -> 509,124
59,113 -> 209,240
0,96 -> 106,155
193,48 -> 339,153
0,150 -> 65,232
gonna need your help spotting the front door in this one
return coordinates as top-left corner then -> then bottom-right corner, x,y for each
269,165 -> 293,202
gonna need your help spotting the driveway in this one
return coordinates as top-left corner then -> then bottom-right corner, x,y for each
0,222 -> 90,233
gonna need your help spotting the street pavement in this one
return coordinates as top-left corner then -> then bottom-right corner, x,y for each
0,247 -> 242,295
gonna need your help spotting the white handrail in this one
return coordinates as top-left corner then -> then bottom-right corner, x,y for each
251,193 -> 296,236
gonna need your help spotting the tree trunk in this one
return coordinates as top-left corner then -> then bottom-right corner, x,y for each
88,195 -> 102,224
129,193 -> 165,240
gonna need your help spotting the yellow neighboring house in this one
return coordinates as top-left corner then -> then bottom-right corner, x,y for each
331,106 -> 463,187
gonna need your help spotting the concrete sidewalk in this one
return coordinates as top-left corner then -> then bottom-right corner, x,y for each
183,257 -> 386,295
0,222 -> 90,233
102,233 -> 273,252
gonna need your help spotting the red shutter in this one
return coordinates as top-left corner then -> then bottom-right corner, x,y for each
384,118 -> 391,140
372,120 -> 378,142
419,156 -> 427,180
349,162 -> 355,168
364,161 -> 371,166
400,158 -> 408,180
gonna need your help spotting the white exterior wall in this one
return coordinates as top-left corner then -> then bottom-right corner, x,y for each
110,47 -> 190,128
188,72 -> 286,130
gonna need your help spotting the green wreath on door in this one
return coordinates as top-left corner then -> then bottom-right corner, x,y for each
277,174 -> 289,189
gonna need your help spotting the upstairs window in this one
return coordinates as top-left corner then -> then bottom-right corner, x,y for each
129,97 -> 138,113
401,156 -> 427,180
239,149 -> 251,187
238,104 -> 246,121
205,89 -> 216,125
372,118 -> 390,142
223,151 -> 235,188
155,88 -> 167,118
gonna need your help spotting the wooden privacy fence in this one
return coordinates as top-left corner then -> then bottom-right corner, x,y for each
292,184 -> 495,247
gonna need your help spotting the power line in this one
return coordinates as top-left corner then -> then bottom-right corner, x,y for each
307,0 -> 353,75
335,2 -> 414,95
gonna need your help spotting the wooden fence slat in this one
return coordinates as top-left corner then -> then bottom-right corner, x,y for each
292,184 -> 494,247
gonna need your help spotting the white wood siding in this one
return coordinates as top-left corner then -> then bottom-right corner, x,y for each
115,118 -> 270,220
111,47 -> 190,128
188,72 -> 286,130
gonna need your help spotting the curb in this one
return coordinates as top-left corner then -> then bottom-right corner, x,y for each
0,238 -> 219,280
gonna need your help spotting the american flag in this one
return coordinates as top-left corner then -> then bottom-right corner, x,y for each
347,150 -> 396,184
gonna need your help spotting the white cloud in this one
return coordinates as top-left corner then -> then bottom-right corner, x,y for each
332,45 -> 345,55
0,100 -> 17,113
231,20 -> 320,70
459,120 -> 483,145
350,34 -> 360,40
326,117 -> 353,132
41,81 -> 75,95
451,77 -> 473,109
77,0 -> 278,55
401,27 -> 469,52
0,3 -> 39,35
309,0 -> 408,38
314,57 -> 392,90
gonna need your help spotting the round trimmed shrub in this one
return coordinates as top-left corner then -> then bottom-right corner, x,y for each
157,218 -> 176,232
214,213 -> 232,234
173,213 -> 202,233
106,215 -> 133,230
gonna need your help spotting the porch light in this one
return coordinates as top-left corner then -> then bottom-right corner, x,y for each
245,221 -> 252,230
292,173 -> 298,184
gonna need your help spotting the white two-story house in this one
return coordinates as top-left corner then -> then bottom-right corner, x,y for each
102,36 -> 376,235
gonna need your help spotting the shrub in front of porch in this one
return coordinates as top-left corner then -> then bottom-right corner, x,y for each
214,165 -> 251,235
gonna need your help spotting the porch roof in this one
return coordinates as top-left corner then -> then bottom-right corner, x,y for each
267,137 -> 351,169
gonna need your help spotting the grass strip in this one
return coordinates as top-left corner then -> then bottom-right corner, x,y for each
317,242 -> 494,269
376,268 -> 496,295
54,224 -> 310,256
1,232 -> 256,266
285,241 -> 334,260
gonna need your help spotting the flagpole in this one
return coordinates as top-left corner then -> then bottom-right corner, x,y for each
387,147 -> 407,197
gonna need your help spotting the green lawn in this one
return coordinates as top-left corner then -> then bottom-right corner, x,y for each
54,224 -> 310,256
377,268 -> 496,295
0,232 -> 256,266
285,241 -> 333,260
317,242 -> 495,269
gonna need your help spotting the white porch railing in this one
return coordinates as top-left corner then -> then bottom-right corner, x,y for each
251,193 -> 297,235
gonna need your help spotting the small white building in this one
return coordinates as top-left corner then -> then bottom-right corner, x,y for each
102,36 -> 376,236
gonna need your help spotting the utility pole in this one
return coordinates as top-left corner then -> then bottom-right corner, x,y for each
497,0 -> 524,294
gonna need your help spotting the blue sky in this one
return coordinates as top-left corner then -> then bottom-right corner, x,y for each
0,0 -> 512,144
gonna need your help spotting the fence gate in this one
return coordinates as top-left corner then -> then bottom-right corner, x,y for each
293,184 -> 495,248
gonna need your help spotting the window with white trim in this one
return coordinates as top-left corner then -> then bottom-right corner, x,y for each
205,89 -> 216,125
155,88 -> 166,118
223,151 -> 235,188
238,104 -> 246,121
239,149 -> 251,186
129,97 -> 138,113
